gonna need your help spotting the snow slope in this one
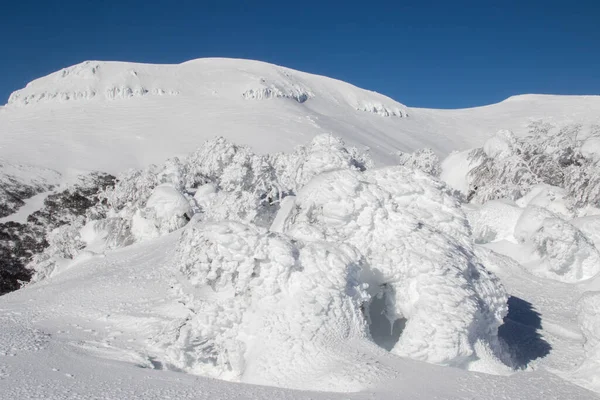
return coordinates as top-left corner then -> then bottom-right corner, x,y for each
1,59 -> 599,175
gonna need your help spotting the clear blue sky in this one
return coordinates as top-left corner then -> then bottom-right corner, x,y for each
1,0 -> 598,108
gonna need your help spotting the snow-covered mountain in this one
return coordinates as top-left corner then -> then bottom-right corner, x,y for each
1,58 -> 600,400
2,58 -> 599,174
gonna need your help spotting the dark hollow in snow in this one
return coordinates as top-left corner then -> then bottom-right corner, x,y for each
498,296 -> 552,368
367,288 -> 406,351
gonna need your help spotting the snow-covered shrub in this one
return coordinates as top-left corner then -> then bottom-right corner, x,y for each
397,148 -> 441,177
510,206 -> 600,282
271,134 -> 372,193
30,217 -> 87,281
156,164 -> 510,385
467,130 -> 539,203
564,159 -> 600,208
280,166 -> 508,367
527,218 -> 600,282
96,136 -> 284,247
131,184 -> 192,241
25,135 -> 374,283
466,122 -> 600,208
159,221 -> 372,389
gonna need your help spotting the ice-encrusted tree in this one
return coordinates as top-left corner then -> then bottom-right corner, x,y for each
466,122 -> 600,207
396,148 -> 441,177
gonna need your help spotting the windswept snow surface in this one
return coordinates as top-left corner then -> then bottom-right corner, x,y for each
2,59 -> 600,399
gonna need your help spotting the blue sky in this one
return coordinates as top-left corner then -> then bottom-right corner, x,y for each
1,0 -> 598,108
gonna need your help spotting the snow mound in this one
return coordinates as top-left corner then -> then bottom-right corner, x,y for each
515,184 -> 573,219
131,184 -> 192,240
579,292 -> 600,359
280,167 -> 508,367
466,200 -> 523,244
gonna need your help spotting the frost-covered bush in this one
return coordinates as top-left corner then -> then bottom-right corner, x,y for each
30,217 -> 87,281
397,148 -> 441,177
130,184 -> 192,241
159,221 -> 372,389
466,122 -> 600,207
26,135 -> 376,284
508,205 -> 600,282
96,136 -> 284,246
271,134 -> 372,193
467,130 -> 539,203
527,218 -> 600,282
280,167 -> 508,367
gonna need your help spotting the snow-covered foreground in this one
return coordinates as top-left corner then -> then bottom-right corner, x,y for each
1,58 -> 600,399
0,232 -> 596,400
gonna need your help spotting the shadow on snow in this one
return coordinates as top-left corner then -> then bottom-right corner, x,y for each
498,296 -> 552,368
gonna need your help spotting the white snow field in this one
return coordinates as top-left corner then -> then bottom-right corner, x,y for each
1,58 -> 600,399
